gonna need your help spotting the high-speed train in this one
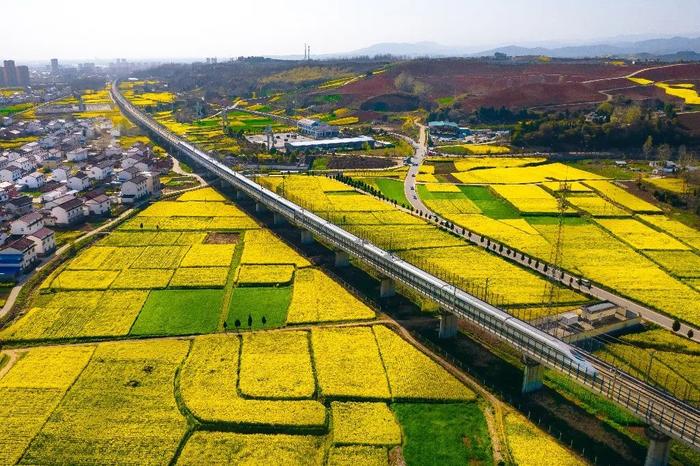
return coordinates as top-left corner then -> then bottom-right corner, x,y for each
112,82 -> 599,379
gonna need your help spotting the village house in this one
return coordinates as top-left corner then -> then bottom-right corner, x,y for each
18,171 -> 45,190
117,166 -> 141,182
88,161 -> 114,181
66,147 -> 88,162
120,175 -> 148,204
28,227 -> 56,256
15,156 -> 36,172
0,164 -> 23,183
84,193 -> 111,216
51,197 -> 85,225
10,211 -> 44,235
52,166 -> 71,181
5,196 -> 33,215
67,171 -> 91,191
0,237 -> 38,277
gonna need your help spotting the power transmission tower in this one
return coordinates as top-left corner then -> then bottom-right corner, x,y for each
540,180 -> 569,332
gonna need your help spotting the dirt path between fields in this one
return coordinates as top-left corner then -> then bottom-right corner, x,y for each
0,349 -> 22,380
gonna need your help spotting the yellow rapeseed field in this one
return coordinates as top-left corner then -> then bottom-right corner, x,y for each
327,446 -> 388,466
180,244 -> 235,267
111,269 -> 174,289
505,412 -> 584,466
169,267 -> 229,288
239,331 -> 316,399
424,198 -> 481,214
0,346 -> 95,465
50,270 -> 119,290
491,184 -> 570,214
311,327 -> 391,399
585,180 -> 662,213
643,250 -> 700,277
655,82 -> 700,105
177,187 -> 227,202
20,340 -> 189,465
331,402 -> 401,446
373,326 -> 475,401
241,230 -> 311,267
451,157 -> 546,173
643,177 -> 691,194
0,291 -> 148,340
180,335 -> 327,428
566,194 -> 630,217
531,221 -> 700,326
0,346 -> 95,390
286,268 -> 375,323
595,218 -> 690,251
130,245 -> 190,269
178,432 -> 326,465
236,264 -> 295,285
639,215 -> 700,250
452,162 -> 606,185
139,200 -> 247,217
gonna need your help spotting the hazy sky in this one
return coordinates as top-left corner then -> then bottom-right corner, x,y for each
4,0 -> 700,61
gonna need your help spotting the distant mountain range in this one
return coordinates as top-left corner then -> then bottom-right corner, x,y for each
321,36 -> 700,60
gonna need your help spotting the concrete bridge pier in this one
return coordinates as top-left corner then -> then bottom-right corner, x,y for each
272,212 -> 285,226
644,428 -> 671,466
300,230 -> 314,245
235,190 -> 246,201
334,251 -> 350,268
438,312 -> 458,339
379,277 -> 396,298
521,358 -> 544,394
255,202 -> 267,213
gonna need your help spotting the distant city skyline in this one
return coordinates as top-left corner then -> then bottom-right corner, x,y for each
3,0 -> 700,61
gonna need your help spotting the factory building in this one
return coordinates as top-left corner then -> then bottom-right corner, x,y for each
297,118 -> 339,139
285,135 -> 375,153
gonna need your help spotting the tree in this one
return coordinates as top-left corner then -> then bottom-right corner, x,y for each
657,144 -> 672,163
642,136 -> 654,160
262,316 -> 267,325
234,319 -> 241,329
678,145 -> 689,166
672,320 -> 681,332
247,314 -> 253,327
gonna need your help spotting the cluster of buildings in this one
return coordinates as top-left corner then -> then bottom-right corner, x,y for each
0,60 -> 31,87
284,118 -> 376,153
0,117 -> 168,279
428,120 -> 510,143
0,86 -> 71,112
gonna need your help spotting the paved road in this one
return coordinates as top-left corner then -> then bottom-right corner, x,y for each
403,122 -> 431,213
397,120 -> 700,343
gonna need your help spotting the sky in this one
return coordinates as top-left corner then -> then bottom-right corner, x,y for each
3,0 -> 700,62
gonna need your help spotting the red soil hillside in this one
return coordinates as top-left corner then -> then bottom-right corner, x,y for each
323,59 -> 648,111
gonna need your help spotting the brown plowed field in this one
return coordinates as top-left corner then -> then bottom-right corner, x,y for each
325,59 -> 647,111
636,63 -> 700,81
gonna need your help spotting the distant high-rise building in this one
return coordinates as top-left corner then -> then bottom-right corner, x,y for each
16,66 -> 30,86
3,60 -> 17,86
0,67 -> 5,87
51,58 -> 59,74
